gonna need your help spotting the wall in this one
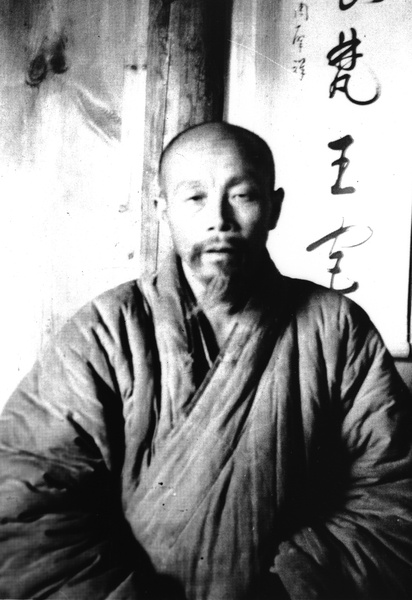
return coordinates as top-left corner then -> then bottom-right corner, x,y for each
1,0 -> 150,399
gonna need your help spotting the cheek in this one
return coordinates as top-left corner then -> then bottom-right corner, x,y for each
236,204 -> 271,236
166,213 -> 197,254
167,205 -> 205,237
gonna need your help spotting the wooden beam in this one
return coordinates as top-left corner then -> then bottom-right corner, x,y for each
140,0 -> 230,274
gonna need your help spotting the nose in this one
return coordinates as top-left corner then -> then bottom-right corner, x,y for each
206,193 -> 235,232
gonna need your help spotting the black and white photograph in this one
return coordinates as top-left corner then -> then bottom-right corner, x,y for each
1,1 -> 412,598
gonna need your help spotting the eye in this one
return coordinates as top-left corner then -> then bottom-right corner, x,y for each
184,192 -> 207,207
229,182 -> 261,203
231,190 -> 258,203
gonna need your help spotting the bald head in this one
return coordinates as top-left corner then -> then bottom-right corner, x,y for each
158,122 -> 276,195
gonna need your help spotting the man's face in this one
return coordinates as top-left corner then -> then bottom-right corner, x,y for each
160,131 -> 280,291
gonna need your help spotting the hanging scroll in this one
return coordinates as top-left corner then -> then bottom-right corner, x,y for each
226,0 -> 412,356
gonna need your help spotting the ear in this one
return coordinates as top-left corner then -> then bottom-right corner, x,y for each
155,194 -> 168,223
268,187 -> 284,230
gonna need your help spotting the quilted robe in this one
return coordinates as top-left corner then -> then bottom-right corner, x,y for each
1,253 -> 412,599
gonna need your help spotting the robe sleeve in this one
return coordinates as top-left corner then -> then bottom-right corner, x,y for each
0,290 -> 167,600
273,299 -> 412,599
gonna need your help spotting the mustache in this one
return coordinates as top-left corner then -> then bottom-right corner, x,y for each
191,235 -> 246,259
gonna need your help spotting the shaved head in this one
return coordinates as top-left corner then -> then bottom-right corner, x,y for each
159,122 -> 276,195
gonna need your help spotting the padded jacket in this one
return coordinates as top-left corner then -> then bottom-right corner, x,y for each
1,255 -> 412,599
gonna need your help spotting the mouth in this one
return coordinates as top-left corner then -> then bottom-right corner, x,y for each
203,237 -> 244,254
204,246 -> 237,254
203,246 -> 241,262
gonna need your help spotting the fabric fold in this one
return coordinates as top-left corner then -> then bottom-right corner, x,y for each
125,254 -> 290,598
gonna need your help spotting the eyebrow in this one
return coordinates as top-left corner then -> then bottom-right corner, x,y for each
226,174 -> 259,188
172,181 -> 203,194
170,172 -> 261,195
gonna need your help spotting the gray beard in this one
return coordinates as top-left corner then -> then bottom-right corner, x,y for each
197,265 -> 250,312
199,272 -> 233,309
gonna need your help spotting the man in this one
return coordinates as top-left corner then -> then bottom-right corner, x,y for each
1,122 -> 412,600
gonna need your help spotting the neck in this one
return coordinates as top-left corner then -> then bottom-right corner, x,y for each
181,260 -> 256,348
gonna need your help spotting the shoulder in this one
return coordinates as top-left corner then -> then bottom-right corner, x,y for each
280,277 -> 395,394
281,276 -> 375,342
283,276 -> 368,319
89,279 -> 150,322
53,279 -> 154,357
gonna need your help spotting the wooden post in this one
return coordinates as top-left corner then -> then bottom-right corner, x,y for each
140,0 -> 230,274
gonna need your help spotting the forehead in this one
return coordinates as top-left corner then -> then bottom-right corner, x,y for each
167,134 -> 250,169
161,131 -> 267,190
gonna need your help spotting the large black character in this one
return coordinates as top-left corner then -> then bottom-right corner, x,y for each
328,135 -> 355,195
306,221 -> 373,294
327,28 -> 380,105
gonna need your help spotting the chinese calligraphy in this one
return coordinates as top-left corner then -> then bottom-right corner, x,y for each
292,58 -> 306,80
328,135 -> 355,195
293,25 -> 305,51
292,3 -> 309,80
304,0 -> 382,293
305,135 -> 373,293
306,220 -> 373,293
295,2 -> 309,20
327,28 -> 381,105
